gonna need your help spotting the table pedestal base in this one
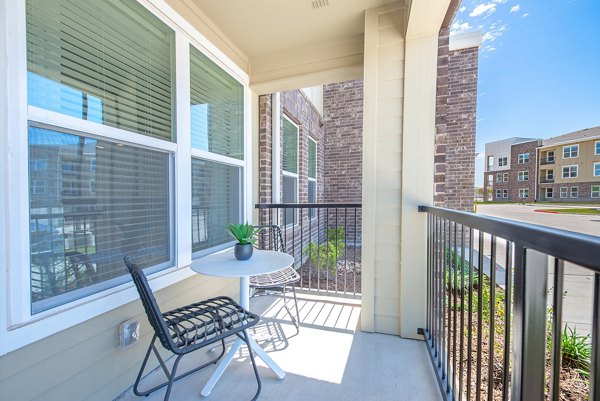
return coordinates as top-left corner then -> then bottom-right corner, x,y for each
201,336 -> 286,397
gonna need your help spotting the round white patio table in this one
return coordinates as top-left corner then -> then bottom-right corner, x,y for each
191,249 -> 294,396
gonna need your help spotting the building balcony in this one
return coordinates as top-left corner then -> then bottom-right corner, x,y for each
540,158 -> 556,165
118,293 -> 440,401
540,177 -> 555,183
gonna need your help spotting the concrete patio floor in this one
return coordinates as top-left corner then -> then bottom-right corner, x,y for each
118,293 -> 441,401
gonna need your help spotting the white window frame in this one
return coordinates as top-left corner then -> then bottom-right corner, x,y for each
496,173 -> 502,183
498,157 -> 508,167
560,187 -> 568,198
592,185 -> 600,199
503,172 -> 509,182
496,189 -> 501,198
546,150 -> 555,162
517,171 -> 529,181
1,0 -> 252,355
594,162 -> 600,177
570,186 -> 579,198
562,165 -> 578,179
546,188 -> 554,199
546,169 -> 554,180
518,188 -> 529,198
595,141 -> 600,156
308,137 -> 318,220
282,115 -> 299,227
563,144 -> 579,159
518,153 -> 529,164
503,189 -> 509,199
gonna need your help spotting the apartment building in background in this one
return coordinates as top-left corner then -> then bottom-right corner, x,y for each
483,126 -> 600,202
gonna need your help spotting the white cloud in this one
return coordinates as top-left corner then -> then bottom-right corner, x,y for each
510,5 -> 521,12
522,13 -> 529,17
492,0 -> 507,3
459,6 -> 467,13
450,21 -> 473,35
482,23 -> 508,42
470,3 -> 497,17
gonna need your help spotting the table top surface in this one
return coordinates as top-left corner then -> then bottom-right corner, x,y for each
190,249 -> 294,278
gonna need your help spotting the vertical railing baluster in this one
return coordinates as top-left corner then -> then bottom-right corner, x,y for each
549,258 -> 564,401
511,246 -> 548,401
427,213 -> 432,341
344,208 -> 348,295
502,241 -> 513,401
477,231 -> 484,401
467,227 -> 474,401
335,208 -> 339,293
354,207 -> 357,296
452,221 -> 458,397
488,236 -> 497,401
459,224 -> 466,401
591,272 -> 600,401
434,215 -> 440,362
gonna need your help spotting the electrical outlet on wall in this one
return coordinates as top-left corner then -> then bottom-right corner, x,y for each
119,319 -> 140,349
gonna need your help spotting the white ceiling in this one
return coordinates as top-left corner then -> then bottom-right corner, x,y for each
190,0 -> 400,59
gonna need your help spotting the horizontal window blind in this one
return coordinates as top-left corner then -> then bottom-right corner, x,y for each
283,118 -> 298,174
29,125 -> 170,313
26,0 -> 174,141
190,46 -> 243,159
308,139 -> 317,179
282,175 -> 297,225
191,158 -> 242,254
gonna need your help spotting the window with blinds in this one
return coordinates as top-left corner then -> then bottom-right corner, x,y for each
308,138 -> 317,179
191,158 -> 242,255
26,0 -> 175,141
283,118 -> 298,174
308,138 -> 317,218
190,46 -> 243,159
29,125 -> 171,313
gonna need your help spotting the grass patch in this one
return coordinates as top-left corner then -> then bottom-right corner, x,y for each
537,208 -> 600,215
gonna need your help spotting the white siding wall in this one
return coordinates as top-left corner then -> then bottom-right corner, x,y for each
362,4 -> 406,335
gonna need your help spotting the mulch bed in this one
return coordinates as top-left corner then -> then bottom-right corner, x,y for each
444,299 -> 588,400
298,247 -> 361,295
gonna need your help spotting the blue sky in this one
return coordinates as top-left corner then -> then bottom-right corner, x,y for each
453,1 -> 600,185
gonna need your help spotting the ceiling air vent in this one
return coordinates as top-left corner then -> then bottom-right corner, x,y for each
311,0 -> 330,9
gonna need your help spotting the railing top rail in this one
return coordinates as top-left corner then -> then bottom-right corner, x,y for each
256,203 -> 362,209
419,205 -> 600,271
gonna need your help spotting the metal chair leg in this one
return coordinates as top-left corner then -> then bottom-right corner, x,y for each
133,335 -> 226,398
239,329 -> 262,401
281,284 -> 300,328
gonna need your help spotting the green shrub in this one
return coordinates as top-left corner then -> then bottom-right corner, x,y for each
561,326 -> 591,376
445,248 -> 478,293
305,227 -> 345,274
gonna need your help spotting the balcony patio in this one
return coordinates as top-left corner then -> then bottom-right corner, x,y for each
118,293 -> 440,401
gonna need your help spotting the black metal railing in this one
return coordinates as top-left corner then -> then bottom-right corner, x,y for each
255,203 -> 361,297
418,205 -> 600,401
540,158 -> 555,165
539,177 -> 555,183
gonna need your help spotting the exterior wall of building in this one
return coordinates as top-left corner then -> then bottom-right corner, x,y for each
538,137 -> 600,202
509,140 -> 539,201
434,28 -> 479,212
488,140 -> 539,202
444,45 -> 478,211
322,80 -> 363,204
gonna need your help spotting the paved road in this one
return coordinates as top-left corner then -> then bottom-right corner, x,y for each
476,203 -> 599,336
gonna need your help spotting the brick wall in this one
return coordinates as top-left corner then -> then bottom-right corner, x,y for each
435,28 -> 479,212
322,80 -> 363,203
509,140 -> 539,201
434,28 -> 450,207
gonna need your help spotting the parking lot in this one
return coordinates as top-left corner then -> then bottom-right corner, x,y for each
476,203 -> 600,335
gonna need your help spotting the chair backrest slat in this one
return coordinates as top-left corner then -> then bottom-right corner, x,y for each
124,256 -> 176,352
255,225 -> 285,252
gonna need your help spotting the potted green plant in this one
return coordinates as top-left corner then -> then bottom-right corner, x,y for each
227,222 -> 261,260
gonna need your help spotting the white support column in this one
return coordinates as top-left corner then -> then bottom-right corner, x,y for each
174,32 -> 192,269
272,93 -> 281,204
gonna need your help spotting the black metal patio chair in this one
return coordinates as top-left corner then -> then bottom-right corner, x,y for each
250,225 -> 301,328
123,256 -> 262,401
